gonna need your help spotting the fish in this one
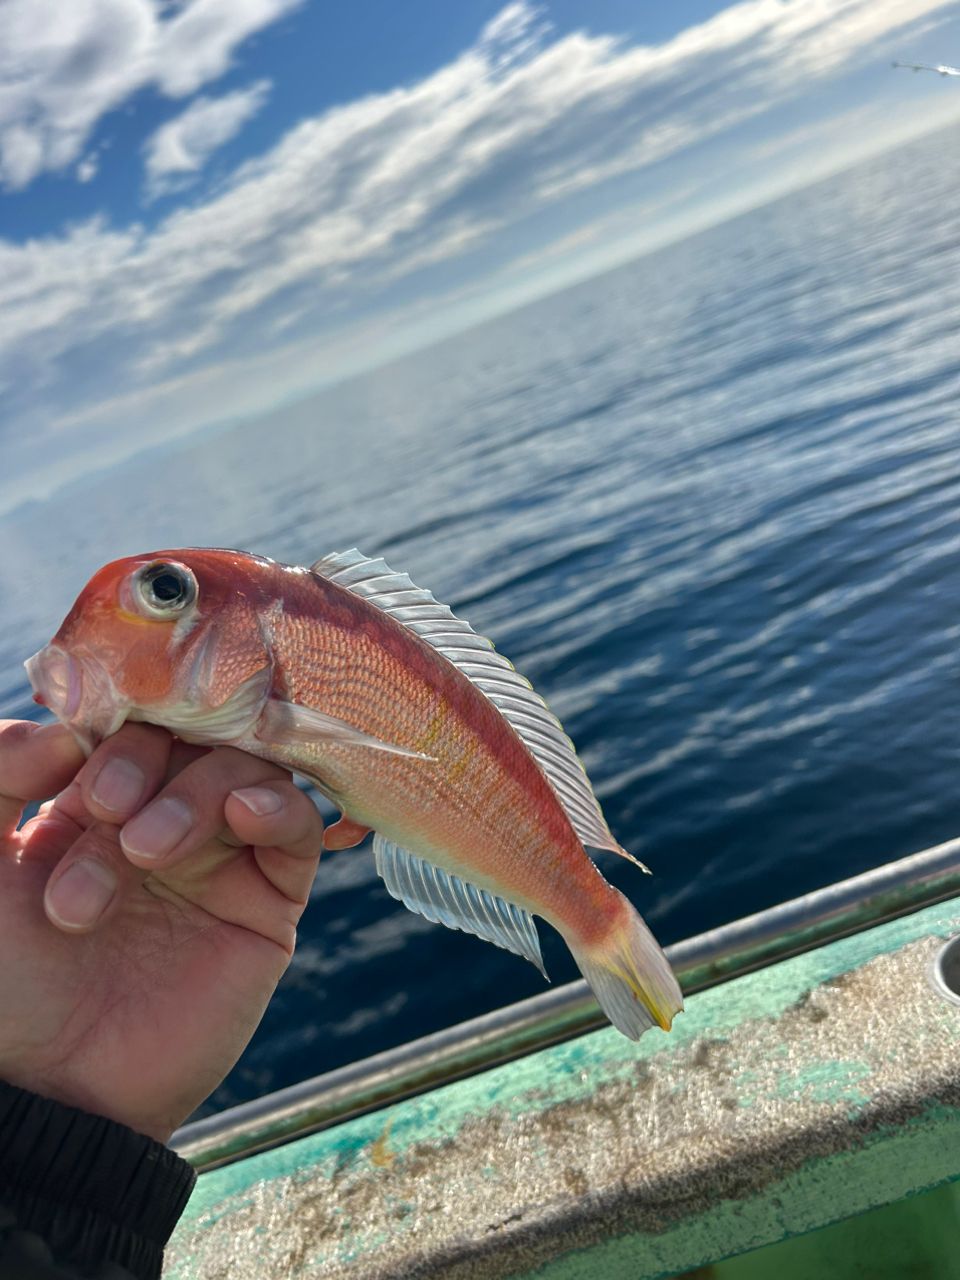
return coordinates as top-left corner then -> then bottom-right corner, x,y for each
25,548 -> 683,1039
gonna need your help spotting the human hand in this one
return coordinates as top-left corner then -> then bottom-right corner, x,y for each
0,719 -> 325,1142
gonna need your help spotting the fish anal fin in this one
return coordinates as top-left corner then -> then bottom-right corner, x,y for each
373,834 -> 546,977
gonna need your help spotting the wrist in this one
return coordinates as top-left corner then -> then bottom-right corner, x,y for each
0,1062 -> 179,1145
0,1081 -> 196,1280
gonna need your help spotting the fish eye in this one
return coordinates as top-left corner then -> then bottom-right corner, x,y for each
133,562 -> 197,617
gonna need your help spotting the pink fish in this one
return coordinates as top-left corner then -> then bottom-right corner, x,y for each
26,548 -> 683,1038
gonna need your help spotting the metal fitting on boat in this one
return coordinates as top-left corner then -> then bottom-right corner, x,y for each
929,934 -> 960,1007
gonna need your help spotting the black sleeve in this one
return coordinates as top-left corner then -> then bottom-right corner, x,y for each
0,1082 -> 196,1280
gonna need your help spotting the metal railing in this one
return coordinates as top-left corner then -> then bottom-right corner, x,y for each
173,836 -> 960,1171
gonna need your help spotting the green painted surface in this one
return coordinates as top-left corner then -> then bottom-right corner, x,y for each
166,898 -> 960,1279
673,1178 -> 960,1280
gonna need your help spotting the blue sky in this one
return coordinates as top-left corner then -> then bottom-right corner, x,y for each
3,0 -> 960,509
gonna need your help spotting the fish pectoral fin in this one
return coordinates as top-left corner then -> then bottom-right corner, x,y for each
256,699 -> 436,760
373,834 -> 546,977
323,816 -> 373,851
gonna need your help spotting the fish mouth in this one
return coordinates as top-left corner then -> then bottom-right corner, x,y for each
25,645 -> 82,719
24,643 -> 127,755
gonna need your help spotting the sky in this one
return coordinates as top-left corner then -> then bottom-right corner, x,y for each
3,0 -> 960,508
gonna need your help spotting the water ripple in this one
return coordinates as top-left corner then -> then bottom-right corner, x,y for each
4,126 -> 960,1109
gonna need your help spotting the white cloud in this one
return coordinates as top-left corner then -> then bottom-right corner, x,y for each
149,0 -> 298,97
1,0 -> 958,480
76,154 -> 99,183
0,0 -> 300,190
0,125 -> 45,190
143,79 -> 271,198
479,1 -> 553,68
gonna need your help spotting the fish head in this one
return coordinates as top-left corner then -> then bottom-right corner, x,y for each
25,549 -> 277,753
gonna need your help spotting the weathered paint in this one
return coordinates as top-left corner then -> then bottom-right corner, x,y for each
522,1103 -> 960,1280
164,900 -> 960,1279
172,837 -> 960,1173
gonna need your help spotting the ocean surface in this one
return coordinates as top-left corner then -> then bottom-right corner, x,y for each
2,122 -> 959,1116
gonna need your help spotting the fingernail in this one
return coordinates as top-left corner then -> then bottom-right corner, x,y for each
46,858 -> 117,929
231,786 -> 283,817
121,797 -> 193,860
91,757 -> 145,813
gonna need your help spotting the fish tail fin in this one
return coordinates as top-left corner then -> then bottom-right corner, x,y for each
566,893 -> 683,1039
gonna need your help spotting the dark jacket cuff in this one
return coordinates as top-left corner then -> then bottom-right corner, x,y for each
0,1081 -> 196,1280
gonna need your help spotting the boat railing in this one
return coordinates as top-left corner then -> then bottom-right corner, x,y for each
172,835 -> 960,1172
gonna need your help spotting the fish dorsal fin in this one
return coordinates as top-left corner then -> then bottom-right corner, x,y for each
373,834 -> 545,976
312,549 -> 621,855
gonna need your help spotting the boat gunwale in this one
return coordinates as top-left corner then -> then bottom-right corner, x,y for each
173,835 -> 960,1171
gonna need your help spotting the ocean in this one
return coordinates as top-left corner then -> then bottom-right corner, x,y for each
2,122 -> 959,1116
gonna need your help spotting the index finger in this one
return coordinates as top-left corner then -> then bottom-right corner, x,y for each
76,722 -> 176,824
0,720 -> 84,836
